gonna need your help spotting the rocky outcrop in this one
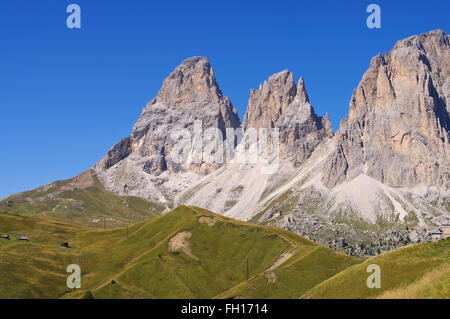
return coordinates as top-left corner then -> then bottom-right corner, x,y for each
278,209 -> 432,256
323,30 -> 450,190
243,71 -> 333,165
243,70 -> 297,129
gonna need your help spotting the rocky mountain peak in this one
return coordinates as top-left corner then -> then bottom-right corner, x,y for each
323,29 -> 450,189
152,56 -> 225,107
242,70 -> 332,164
95,56 -> 241,186
243,70 -> 297,129
393,29 -> 448,51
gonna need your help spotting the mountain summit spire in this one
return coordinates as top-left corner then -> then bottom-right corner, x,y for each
243,71 -> 332,164
296,76 -> 309,104
95,56 -> 241,184
153,57 -> 225,107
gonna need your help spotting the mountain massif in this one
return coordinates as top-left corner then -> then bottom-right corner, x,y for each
3,30 -> 450,257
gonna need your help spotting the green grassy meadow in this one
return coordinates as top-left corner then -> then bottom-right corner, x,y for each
0,203 -> 448,299
302,238 -> 450,299
1,171 -> 163,228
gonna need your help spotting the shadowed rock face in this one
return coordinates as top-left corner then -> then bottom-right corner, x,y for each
100,56 -> 241,174
104,137 -> 132,169
323,30 -> 450,190
243,71 -> 333,165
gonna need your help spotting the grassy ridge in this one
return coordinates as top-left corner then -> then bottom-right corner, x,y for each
377,264 -> 449,298
1,172 -> 163,228
302,238 -> 450,299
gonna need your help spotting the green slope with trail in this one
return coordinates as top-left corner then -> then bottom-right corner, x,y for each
0,206 -> 361,298
1,204 -> 447,299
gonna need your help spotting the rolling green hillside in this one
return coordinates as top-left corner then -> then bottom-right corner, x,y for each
0,170 -> 163,228
0,206 -> 362,299
0,212 -> 84,298
302,238 -> 450,299
1,205 -> 448,299
84,207 -> 363,299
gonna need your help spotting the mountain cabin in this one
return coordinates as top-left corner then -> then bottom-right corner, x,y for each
443,224 -> 450,239
431,232 -> 443,242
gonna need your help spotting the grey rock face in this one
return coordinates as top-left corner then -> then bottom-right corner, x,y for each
93,57 -> 243,204
253,30 -> 450,256
243,71 -> 333,165
243,70 -> 297,129
98,56 -> 241,176
323,30 -> 450,190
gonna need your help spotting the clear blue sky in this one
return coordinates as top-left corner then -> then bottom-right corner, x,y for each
1,0 -> 449,198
